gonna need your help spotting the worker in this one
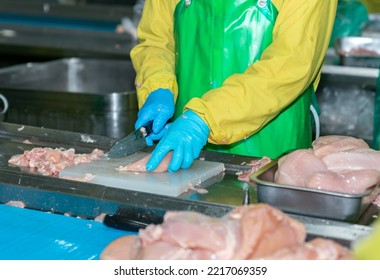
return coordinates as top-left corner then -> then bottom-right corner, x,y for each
131,0 -> 338,172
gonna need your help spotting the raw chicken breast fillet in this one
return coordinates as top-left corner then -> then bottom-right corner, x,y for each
100,204 -> 350,260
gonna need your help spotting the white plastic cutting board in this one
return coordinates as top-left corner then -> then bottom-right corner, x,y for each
59,152 -> 225,197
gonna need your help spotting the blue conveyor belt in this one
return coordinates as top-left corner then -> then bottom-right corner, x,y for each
0,204 -> 135,260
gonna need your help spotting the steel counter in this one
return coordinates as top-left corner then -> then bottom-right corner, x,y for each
0,122 -> 376,247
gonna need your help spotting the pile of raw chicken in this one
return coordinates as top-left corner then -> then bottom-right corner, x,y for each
100,204 -> 351,260
8,147 -> 104,176
275,135 -> 380,194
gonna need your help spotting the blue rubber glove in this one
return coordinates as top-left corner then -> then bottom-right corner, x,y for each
146,110 -> 210,173
135,88 -> 175,146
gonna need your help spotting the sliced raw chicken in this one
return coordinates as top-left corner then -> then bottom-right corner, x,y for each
8,147 -> 104,176
230,204 -> 306,259
237,156 -> 272,183
116,152 -> 173,173
274,149 -> 327,187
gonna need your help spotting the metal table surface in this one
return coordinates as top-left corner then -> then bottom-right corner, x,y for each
0,1 -> 137,66
0,23 -> 136,62
0,1 -> 134,24
0,122 -> 376,246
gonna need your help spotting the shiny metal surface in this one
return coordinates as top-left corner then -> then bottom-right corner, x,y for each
317,64 -> 378,143
0,122 -> 376,245
0,23 -> 136,62
0,0 -> 134,23
107,122 -> 152,158
321,64 -> 379,87
0,0 -> 138,67
252,160 -> 380,223
0,0 -> 137,65
0,58 -> 135,93
0,58 -> 138,138
334,37 -> 380,68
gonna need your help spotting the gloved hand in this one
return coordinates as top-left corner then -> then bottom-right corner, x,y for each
135,88 -> 175,146
146,110 -> 210,173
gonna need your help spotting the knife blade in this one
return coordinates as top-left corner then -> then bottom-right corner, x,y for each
107,121 -> 153,158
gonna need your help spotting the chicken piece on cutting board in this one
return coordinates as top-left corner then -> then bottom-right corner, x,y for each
116,152 -> 173,173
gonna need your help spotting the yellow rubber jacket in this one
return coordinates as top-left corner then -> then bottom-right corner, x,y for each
131,0 -> 337,151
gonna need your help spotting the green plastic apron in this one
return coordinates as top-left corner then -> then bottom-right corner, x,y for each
174,0 -> 313,159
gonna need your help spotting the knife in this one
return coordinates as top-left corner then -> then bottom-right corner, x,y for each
103,210 -> 164,232
107,121 -> 153,158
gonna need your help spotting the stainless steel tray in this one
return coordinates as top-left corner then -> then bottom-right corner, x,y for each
250,160 -> 380,223
335,36 -> 380,68
0,58 -> 138,138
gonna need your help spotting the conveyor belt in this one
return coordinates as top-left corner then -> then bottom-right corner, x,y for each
0,204 -> 133,260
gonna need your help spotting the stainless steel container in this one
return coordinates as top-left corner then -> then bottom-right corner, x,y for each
317,65 -> 378,145
334,36 -> 380,68
0,58 -> 137,138
250,160 -> 380,223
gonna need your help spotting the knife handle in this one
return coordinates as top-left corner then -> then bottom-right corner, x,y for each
103,210 -> 164,232
140,121 -> 153,137
103,214 -> 149,232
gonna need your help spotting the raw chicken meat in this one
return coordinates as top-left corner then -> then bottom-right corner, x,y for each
5,201 -> 26,208
8,147 -> 104,176
274,135 -> 380,194
274,149 -> 327,187
100,204 -> 350,260
321,148 -> 380,172
373,194 -> 380,207
237,156 -> 271,183
306,170 -> 380,194
262,238 -> 351,260
60,173 -> 96,182
116,152 -> 173,173
312,135 -> 369,158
